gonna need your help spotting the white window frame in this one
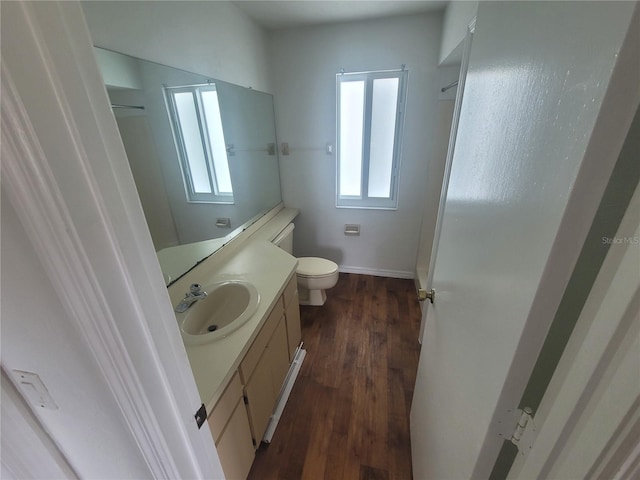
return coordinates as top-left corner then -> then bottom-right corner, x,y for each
164,84 -> 234,204
336,69 -> 408,209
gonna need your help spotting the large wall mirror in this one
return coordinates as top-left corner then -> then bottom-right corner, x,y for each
95,48 -> 282,284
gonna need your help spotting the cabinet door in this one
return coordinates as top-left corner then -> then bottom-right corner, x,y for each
269,316 -> 290,394
239,301 -> 284,384
284,290 -> 301,361
244,351 -> 275,444
244,316 -> 291,445
208,373 -> 243,443
214,400 -> 255,480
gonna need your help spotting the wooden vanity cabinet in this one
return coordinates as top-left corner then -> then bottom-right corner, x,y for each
209,273 -> 304,479
207,372 -> 254,480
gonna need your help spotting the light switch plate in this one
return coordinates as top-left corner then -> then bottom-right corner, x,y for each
12,370 -> 58,410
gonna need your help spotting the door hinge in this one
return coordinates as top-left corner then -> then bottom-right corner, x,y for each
510,407 -> 533,449
243,394 -> 249,405
252,438 -> 257,447
194,403 -> 207,429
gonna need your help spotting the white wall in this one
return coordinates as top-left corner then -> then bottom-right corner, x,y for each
415,98 -> 455,289
1,369 -> 78,479
94,47 -> 143,89
1,194 -> 153,478
269,13 -> 443,277
83,3 -> 448,278
439,0 -> 478,65
81,0 -> 272,93
2,2 -> 225,477
416,63 -> 460,289
114,111 -> 180,250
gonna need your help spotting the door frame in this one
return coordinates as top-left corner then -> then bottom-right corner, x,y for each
419,19 -> 475,342
1,2 -> 223,477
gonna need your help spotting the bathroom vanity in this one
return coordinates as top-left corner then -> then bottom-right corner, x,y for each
94,40 -> 303,478
167,206 -> 301,479
94,52 -> 304,474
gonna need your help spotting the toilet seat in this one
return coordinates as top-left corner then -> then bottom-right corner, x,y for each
296,257 -> 338,278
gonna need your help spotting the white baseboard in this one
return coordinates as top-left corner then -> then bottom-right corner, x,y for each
338,265 -> 415,279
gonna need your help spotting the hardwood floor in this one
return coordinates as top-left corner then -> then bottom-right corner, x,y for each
247,273 -> 422,480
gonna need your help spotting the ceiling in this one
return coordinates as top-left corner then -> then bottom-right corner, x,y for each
232,1 -> 448,30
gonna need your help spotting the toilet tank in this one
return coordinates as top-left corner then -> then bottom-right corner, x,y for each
273,223 -> 295,254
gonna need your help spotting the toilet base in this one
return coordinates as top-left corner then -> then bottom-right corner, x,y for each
298,287 -> 327,306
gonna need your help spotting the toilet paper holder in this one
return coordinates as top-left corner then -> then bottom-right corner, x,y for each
344,224 -> 360,236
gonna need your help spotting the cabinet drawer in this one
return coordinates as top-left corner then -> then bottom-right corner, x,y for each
208,372 -> 243,443
239,300 -> 284,383
282,273 -> 297,308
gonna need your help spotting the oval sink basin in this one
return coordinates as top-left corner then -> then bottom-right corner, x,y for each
178,281 -> 259,345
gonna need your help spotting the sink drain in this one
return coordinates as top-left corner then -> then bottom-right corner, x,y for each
207,324 -> 218,332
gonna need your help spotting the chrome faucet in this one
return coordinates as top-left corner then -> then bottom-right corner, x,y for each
175,284 -> 207,313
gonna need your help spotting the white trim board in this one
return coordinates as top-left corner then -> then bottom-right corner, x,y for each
338,265 -> 415,279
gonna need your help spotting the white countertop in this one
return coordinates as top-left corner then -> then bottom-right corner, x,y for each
183,239 -> 297,413
157,237 -> 225,285
248,207 -> 299,243
165,205 -> 300,412
157,206 -> 298,287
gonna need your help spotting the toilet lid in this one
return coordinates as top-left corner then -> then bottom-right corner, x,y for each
297,257 -> 339,277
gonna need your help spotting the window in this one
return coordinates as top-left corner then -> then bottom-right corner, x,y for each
337,69 -> 407,209
165,84 -> 234,204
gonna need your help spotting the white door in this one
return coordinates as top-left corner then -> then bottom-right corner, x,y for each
509,166 -> 640,480
410,2 -> 639,479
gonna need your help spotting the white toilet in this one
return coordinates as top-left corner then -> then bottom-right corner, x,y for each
273,223 -> 339,306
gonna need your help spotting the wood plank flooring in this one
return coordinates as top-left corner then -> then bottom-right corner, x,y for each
247,273 -> 422,480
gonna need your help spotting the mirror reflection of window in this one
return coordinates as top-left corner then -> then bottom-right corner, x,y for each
165,84 -> 234,204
